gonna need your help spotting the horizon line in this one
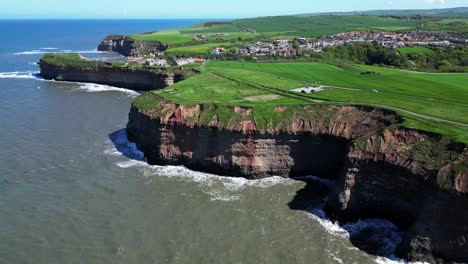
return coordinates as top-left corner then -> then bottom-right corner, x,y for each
1,6 -> 466,20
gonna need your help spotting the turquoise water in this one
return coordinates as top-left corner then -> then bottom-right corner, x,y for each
0,20 -> 405,264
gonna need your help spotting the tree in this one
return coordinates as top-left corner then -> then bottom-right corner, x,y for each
292,38 -> 300,50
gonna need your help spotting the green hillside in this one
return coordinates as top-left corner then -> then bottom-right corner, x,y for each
134,60 -> 468,143
130,15 -> 418,47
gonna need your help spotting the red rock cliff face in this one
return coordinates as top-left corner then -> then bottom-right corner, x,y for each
326,128 -> 468,263
127,102 -> 396,179
126,100 -> 467,263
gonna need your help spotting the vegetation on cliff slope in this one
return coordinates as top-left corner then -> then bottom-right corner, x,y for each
321,43 -> 468,72
40,53 -> 106,67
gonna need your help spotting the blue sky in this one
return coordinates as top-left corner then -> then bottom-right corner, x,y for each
2,0 -> 467,19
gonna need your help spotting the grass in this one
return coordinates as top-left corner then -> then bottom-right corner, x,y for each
40,53 -> 199,76
397,46 -> 434,56
197,61 -> 467,142
206,61 -> 468,105
232,15 -> 416,37
438,18 -> 468,24
40,53 -> 105,67
165,43 -> 239,56
127,15 -> 418,49
131,30 -> 195,45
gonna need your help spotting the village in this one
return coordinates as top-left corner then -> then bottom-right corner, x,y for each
121,30 -> 465,66
235,31 -> 460,56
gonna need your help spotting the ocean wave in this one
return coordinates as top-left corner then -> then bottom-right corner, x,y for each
0,71 -> 40,79
306,199 -> 428,264
73,83 -> 140,97
307,210 -> 423,264
105,129 -> 429,263
375,256 -> 429,264
12,49 -> 106,55
106,129 -> 296,201
40,79 -> 140,97
0,71 -> 140,97
40,47 -> 59,50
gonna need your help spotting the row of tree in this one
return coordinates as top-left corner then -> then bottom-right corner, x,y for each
321,43 -> 467,72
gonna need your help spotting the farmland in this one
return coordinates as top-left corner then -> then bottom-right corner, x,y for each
136,60 -> 468,142
129,15 -> 419,48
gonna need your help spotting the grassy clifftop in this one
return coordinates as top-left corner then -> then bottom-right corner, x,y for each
39,53 -> 200,76
40,53 -> 106,67
132,60 -> 468,143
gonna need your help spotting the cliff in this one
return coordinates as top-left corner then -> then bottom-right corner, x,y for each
97,35 -> 168,57
126,99 -> 468,263
38,54 -> 196,91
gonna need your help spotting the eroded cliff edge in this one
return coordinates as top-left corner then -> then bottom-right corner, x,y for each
98,35 -> 167,56
126,99 -> 468,263
38,54 -> 196,91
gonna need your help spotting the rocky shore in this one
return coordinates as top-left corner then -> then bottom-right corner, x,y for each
126,100 -> 468,263
97,35 -> 168,57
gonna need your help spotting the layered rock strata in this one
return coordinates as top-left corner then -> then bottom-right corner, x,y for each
126,100 -> 467,263
39,61 -> 185,91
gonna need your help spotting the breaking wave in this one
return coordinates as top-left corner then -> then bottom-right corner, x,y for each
73,82 -> 140,97
105,129 -> 296,201
307,199 -> 428,264
105,130 -> 429,264
0,71 -> 40,79
0,72 -> 139,97
12,49 -> 106,55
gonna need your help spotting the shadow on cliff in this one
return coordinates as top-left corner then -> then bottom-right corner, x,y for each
108,129 -> 146,162
288,178 -> 403,259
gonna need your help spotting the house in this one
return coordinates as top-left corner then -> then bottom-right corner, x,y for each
211,47 -> 225,55
241,28 -> 257,34
236,48 -> 250,55
145,58 -> 168,67
193,35 -> 206,41
193,58 -> 206,63
175,57 -> 195,66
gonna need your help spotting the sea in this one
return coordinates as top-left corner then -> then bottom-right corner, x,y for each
0,19 -> 420,264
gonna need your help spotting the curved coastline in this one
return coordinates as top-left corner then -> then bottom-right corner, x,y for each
36,36 -> 468,263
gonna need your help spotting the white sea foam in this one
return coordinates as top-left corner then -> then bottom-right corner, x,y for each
308,210 -> 425,264
0,72 -> 139,97
105,129 -> 429,263
12,49 -> 106,55
0,71 -> 39,79
375,256 -> 430,264
73,83 -> 140,97
40,47 -> 59,50
105,130 -> 296,201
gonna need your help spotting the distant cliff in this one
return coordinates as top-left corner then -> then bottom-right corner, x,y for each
38,54 -> 196,91
126,98 -> 468,263
97,35 -> 168,57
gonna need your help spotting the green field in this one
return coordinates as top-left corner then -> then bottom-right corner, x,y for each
397,46 -> 434,56
128,15 -> 418,49
135,60 -> 468,143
